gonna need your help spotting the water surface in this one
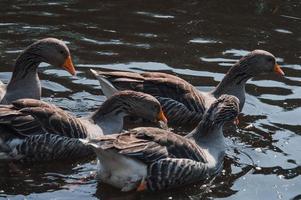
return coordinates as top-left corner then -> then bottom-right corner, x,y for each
0,0 -> 301,199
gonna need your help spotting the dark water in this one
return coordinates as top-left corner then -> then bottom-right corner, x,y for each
0,0 -> 301,199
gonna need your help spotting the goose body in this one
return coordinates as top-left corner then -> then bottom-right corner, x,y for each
0,91 -> 167,163
82,95 -> 240,191
91,50 -> 284,128
0,38 -> 76,104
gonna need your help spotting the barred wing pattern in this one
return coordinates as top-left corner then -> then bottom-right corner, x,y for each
94,127 -> 206,164
0,104 -> 44,136
20,105 -> 88,139
94,71 -> 206,126
147,158 -> 210,191
13,99 -> 87,138
0,99 -> 88,138
93,127 -> 213,191
91,132 -> 169,164
156,96 -> 203,127
132,127 -> 207,163
16,133 -> 93,163
0,99 -> 93,162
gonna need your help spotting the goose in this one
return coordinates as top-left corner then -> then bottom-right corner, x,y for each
81,94 -> 239,191
90,50 -> 284,128
0,38 -> 76,104
0,90 -> 167,162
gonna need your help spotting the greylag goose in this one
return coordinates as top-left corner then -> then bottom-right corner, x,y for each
0,38 -> 76,104
81,94 -> 239,191
91,50 -> 284,127
2,90 -> 167,138
0,90 -> 167,162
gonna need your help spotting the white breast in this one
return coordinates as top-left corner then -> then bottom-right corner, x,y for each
96,149 -> 147,192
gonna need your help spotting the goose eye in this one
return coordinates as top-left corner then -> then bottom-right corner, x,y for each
267,57 -> 274,62
150,105 -> 157,114
59,50 -> 65,55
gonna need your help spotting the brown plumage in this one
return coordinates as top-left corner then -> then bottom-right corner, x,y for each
0,90 -> 167,163
82,95 -> 240,191
91,50 -> 284,128
0,38 -> 76,104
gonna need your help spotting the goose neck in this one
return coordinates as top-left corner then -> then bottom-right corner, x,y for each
91,103 -> 128,134
10,50 -> 43,83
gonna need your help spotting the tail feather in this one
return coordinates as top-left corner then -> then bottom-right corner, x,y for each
79,134 -> 116,150
90,70 -> 145,80
90,69 -> 119,98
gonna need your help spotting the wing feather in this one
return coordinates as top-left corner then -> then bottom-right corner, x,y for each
95,127 -> 206,164
92,70 -> 206,126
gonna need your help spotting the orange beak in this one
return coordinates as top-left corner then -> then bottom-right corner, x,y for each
62,55 -> 76,75
157,108 -> 168,123
274,64 -> 284,76
233,117 -> 239,126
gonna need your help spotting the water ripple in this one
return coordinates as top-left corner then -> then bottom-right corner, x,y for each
0,0 -> 300,199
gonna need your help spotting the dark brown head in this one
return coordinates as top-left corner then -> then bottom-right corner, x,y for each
24,38 -> 76,75
202,95 -> 240,128
95,90 -> 167,123
232,50 -> 284,77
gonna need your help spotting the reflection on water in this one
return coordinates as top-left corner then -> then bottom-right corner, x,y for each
0,0 -> 301,199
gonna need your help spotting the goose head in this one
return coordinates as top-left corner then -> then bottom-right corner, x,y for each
23,38 -> 76,75
203,94 -> 240,128
95,90 -> 167,124
233,50 -> 284,77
